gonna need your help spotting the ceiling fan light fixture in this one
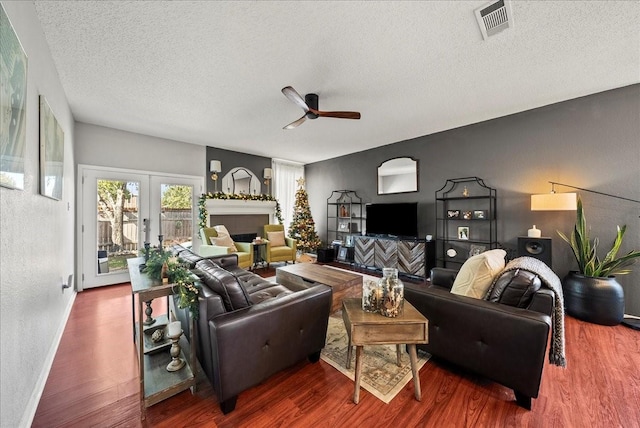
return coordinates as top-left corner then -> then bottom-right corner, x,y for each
281,86 -> 360,129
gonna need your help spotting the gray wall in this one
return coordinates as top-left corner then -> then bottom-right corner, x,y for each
76,122 -> 206,176
306,85 -> 640,316
205,146 -> 271,195
0,3 -> 76,426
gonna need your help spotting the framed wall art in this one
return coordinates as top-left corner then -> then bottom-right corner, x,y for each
1,4 -> 28,190
39,95 -> 64,200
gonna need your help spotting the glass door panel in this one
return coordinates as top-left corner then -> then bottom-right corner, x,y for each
160,184 -> 194,248
96,179 -> 140,275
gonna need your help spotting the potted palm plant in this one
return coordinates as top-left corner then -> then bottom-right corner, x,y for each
558,196 -> 640,325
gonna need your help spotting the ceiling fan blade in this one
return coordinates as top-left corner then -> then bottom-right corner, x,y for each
283,114 -> 307,130
312,109 -> 361,120
282,86 -> 309,112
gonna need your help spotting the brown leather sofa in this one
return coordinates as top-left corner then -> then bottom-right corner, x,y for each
404,267 -> 554,409
170,246 -> 332,414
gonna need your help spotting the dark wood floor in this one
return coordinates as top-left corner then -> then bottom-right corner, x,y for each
32,266 -> 640,428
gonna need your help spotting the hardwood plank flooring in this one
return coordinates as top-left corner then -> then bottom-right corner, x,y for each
32,266 -> 640,427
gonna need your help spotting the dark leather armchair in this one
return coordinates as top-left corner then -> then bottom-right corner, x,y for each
404,267 -> 554,409
171,249 -> 332,414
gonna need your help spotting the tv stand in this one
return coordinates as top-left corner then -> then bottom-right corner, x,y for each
353,235 -> 435,279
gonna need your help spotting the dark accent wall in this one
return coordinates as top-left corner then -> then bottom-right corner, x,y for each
306,84 -> 640,315
205,146 -> 271,195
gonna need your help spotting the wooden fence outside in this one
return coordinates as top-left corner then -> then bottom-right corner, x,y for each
98,209 -> 193,252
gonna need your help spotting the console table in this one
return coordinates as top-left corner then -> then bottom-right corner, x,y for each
128,258 -> 196,417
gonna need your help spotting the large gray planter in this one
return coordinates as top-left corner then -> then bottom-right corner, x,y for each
562,271 -> 624,326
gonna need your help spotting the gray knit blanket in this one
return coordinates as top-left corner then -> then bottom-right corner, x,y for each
487,256 -> 567,368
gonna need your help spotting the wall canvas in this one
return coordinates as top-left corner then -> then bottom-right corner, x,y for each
0,4 -> 28,190
39,95 -> 64,200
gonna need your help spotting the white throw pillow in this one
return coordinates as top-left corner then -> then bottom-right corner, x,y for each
210,225 -> 238,252
450,249 -> 506,299
267,231 -> 286,247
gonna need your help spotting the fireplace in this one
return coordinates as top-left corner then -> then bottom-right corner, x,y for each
205,199 -> 277,236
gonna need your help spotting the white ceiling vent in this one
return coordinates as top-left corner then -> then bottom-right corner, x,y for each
475,0 -> 513,40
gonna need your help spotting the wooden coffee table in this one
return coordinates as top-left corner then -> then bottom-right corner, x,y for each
341,298 -> 428,404
276,263 -> 363,313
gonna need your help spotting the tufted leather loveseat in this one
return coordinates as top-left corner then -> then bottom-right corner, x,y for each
170,246 -> 332,414
404,267 -> 554,410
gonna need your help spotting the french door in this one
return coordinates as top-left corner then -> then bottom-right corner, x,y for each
78,165 -> 202,290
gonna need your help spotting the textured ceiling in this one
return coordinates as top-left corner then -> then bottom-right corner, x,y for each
33,1 -> 640,164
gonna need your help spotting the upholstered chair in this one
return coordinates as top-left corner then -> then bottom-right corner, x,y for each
263,224 -> 297,267
199,226 -> 253,269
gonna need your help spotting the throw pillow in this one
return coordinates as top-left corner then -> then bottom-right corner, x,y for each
450,249 -> 506,299
210,225 -> 238,252
267,231 -> 286,247
487,269 -> 542,308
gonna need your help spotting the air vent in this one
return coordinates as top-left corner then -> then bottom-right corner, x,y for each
474,0 -> 513,40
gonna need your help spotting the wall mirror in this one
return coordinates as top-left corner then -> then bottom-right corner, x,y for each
221,167 -> 261,195
377,157 -> 418,195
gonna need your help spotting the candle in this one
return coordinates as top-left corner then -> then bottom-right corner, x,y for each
168,321 -> 182,337
158,212 -> 163,235
144,218 -> 150,243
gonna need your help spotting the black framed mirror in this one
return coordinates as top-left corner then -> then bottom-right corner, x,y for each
377,157 -> 418,195
221,167 -> 261,194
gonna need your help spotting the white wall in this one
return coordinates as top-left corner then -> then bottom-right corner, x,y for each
0,3 -> 75,427
75,122 -> 206,177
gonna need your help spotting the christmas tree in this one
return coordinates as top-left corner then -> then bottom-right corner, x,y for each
288,178 -> 322,253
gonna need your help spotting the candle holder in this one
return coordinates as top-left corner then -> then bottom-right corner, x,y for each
166,327 -> 185,372
139,241 -> 151,272
143,302 -> 155,326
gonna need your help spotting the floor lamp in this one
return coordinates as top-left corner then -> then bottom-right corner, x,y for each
533,181 -> 640,330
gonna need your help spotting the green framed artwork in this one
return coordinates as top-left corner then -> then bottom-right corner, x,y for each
39,95 -> 64,200
1,4 -> 28,190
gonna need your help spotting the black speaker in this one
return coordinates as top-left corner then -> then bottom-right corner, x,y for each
517,237 -> 552,267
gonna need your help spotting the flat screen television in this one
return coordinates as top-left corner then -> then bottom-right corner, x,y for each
365,202 -> 418,238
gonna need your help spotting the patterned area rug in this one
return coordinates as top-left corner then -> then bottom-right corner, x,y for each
321,314 -> 430,404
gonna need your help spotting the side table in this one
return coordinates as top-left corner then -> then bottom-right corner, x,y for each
128,257 -> 196,419
341,298 -> 428,404
251,241 -> 267,271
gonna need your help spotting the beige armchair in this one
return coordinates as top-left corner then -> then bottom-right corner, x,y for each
263,224 -> 297,267
199,226 -> 253,269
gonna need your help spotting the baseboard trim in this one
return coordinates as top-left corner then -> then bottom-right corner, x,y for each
20,290 -> 77,428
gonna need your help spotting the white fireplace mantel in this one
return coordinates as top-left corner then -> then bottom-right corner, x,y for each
205,199 -> 277,225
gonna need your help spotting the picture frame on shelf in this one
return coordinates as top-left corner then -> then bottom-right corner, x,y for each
468,244 -> 486,257
458,226 -> 469,240
338,222 -> 349,231
337,246 -> 349,261
462,211 -> 472,220
473,210 -> 487,219
447,210 -> 460,219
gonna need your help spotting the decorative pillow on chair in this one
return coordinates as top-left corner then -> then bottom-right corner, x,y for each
210,225 -> 238,252
267,231 -> 286,247
450,249 -> 506,299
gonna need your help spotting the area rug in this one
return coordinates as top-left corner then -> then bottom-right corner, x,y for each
321,315 -> 430,404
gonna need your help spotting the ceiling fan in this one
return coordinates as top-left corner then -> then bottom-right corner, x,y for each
281,86 -> 361,130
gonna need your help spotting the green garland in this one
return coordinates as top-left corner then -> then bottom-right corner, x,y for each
142,248 -> 200,320
198,192 -> 284,235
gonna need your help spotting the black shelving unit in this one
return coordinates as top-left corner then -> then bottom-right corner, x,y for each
326,190 -> 363,256
435,177 -> 497,268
